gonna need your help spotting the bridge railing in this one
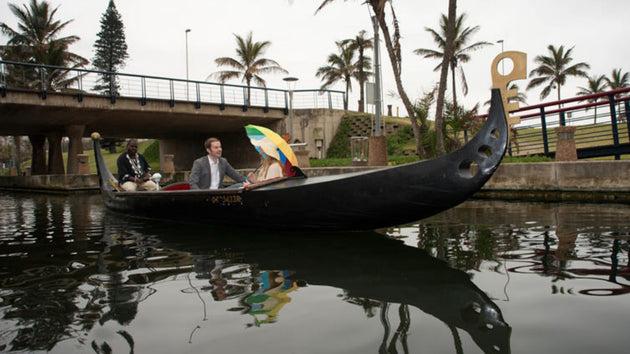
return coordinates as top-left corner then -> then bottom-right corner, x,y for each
505,87 -> 630,160
0,60 -> 346,111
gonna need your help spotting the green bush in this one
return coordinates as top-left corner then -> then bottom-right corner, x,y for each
326,118 -> 354,158
388,155 -> 420,165
309,157 -> 352,167
386,125 -> 414,155
503,155 -> 553,163
141,140 -> 160,169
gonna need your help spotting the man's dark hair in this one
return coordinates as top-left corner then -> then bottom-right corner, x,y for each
204,137 -> 220,149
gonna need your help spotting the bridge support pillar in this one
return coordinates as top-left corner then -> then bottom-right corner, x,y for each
66,125 -> 85,174
28,135 -> 47,175
555,126 -> 577,162
47,130 -> 65,174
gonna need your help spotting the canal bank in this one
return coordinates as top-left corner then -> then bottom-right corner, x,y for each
1,161 -> 629,203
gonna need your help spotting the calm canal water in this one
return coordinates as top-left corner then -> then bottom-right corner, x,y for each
0,191 -> 629,353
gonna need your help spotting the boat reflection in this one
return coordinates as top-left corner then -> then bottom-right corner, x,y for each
158,226 -> 512,354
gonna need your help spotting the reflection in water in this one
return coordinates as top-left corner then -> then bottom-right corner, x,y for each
0,193 -> 629,353
164,231 -> 511,353
399,200 -> 630,298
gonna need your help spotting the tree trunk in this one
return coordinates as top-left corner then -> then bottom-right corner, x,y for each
373,11 -> 425,157
345,79 -> 351,110
451,65 -> 457,118
434,0 -> 457,156
358,50 -> 366,113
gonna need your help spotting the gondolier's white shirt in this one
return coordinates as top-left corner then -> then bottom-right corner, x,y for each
208,156 -> 220,189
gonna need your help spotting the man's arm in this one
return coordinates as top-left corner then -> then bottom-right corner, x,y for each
139,154 -> 151,180
189,158 -> 202,189
223,159 -> 247,183
117,155 -> 132,183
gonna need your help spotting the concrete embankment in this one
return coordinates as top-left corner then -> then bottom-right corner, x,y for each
1,161 -> 629,203
475,161 -> 630,203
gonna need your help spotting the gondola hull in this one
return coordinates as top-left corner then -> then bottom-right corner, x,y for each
93,89 -> 508,230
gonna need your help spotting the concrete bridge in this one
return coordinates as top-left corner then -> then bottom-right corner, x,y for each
0,60 -> 347,174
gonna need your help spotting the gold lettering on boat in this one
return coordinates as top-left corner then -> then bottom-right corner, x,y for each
210,195 -> 242,205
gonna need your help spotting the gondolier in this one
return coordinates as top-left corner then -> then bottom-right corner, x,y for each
117,139 -> 158,191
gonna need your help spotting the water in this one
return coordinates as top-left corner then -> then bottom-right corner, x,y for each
0,192 -> 628,354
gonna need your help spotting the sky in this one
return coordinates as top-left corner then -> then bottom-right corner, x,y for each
1,0 -> 629,117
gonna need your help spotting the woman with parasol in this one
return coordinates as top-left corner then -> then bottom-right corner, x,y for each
245,125 -> 299,183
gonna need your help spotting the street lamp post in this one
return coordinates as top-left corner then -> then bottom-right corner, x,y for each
496,39 -> 504,75
371,16 -> 382,137
185,29 -> 191,100
283,76 -> 298,143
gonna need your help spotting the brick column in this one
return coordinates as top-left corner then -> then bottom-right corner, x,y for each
77,154 -> 90,174
295,150 -> 310,168
554,126 -> 577,161
368,136 -> 388,166
162,154 -> 175,173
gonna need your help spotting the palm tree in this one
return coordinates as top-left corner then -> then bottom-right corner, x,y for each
316,0 -> 429,157
414,13 -> 492,123
342,30 -> 373,112
209,31 -> 287,105
433,0 -> 458,155
604,68 -> 629,122
576,74 -> 607,123
526,44 -> 590,104
0,0 -> 87,176
484,83 -> 528,107
316,41 -> 356,110
604,68 -> 629,92
0,0 -> 87,89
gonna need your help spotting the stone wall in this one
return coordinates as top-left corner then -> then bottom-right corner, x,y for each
476,161 -> 630,202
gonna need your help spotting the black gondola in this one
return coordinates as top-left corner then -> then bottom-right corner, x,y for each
92,89 -> 508,231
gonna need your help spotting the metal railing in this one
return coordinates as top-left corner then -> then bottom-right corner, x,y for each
505,87 -> 630,160
0,60 -> 346,112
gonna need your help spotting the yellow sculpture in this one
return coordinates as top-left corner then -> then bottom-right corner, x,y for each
491,51 -> 527,127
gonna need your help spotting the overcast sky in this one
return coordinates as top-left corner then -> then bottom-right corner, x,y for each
1,0 -> 629,116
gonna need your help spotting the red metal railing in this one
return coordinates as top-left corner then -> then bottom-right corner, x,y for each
506,87 -> 630,159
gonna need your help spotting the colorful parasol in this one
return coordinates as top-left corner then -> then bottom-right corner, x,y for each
245,125 -> 299,174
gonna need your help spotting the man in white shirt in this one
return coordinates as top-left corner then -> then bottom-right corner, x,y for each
189,137 -> 250,189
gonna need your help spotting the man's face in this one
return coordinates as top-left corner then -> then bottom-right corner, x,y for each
127,141 -> 138,156
207,141 -> 222,159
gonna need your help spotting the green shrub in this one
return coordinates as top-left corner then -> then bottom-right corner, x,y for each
326,118 -> 354,158
141,140 -> 160,169
388,155 -> 420,165
386,125 -> 414,155
309,157 -> 352,167
503,155 -> 553,163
